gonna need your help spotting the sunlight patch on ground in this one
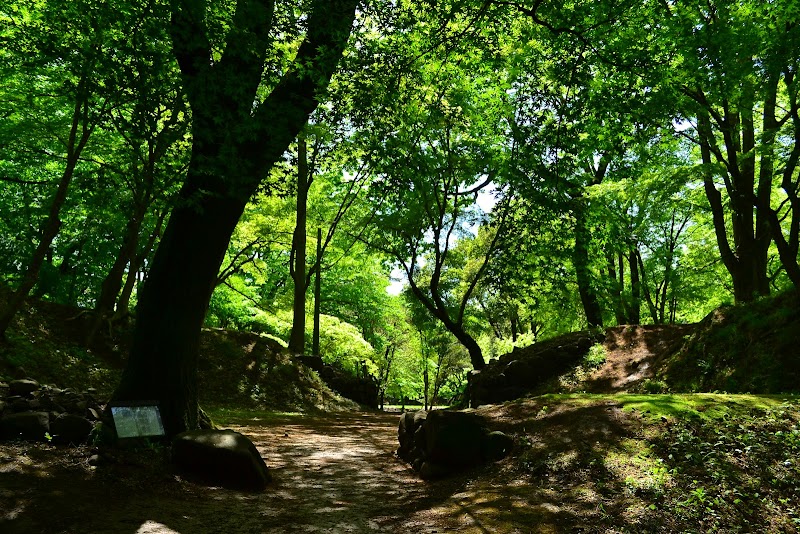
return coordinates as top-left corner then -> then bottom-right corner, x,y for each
136,520 -> 181,533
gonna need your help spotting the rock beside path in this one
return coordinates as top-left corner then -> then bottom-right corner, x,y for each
172,429 -> 272,491
397,409 -> 513,479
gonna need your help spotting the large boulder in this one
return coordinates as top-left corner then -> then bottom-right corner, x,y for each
172,429 -> 272,491
397,412 -> 416,458
0,411 -> 50,441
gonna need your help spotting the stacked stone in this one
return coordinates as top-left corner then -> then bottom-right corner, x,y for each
0,379 -> 101,445
397,409 -> 513,479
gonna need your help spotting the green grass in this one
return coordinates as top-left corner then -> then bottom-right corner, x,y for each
535,392 -> 798,420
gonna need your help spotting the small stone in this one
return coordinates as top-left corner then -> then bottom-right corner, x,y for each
88,454 -> 103,466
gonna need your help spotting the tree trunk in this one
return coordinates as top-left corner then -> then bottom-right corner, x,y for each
87,214 -> 143,344
113,210 -> 166,321
636,249 -> 660,324
510,311 -> 518,342
607,252 -> 626,324
112,0 -> 358,436
697,104 -> 771,304
628,248 -> 641,324
289,133 -> 309,354
757,72 -> 800,289
451,325 -> 486,370
573,200 -> 603,328
312,227 -> 322,356
113,165 -> 246,433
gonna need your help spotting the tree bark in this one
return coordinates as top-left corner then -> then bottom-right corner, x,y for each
696,102 -> 771,303
607,252 -> 626,324
87,214 -> 143,344
113,209 -> 166,321
628,248 -> 641,324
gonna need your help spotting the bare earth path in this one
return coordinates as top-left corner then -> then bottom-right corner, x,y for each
1,411 -> 499,534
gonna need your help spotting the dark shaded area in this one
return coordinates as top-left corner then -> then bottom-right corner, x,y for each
397,409 -> 512,479
0,289 -> 360,413
0,412 -> 471,533
581,324 -> 695,392
663,290 -> 800,393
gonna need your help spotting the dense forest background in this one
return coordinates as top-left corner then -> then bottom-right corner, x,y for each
1,0 -> 799,429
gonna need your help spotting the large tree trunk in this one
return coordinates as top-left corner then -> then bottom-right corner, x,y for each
113,168 -> 245,434
696,102 -> 771,304
111,0 -> 358,437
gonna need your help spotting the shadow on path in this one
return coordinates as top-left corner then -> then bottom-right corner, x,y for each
0,411 -> 479,533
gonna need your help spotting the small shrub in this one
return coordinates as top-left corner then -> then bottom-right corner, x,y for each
584,343 -> 607,368
642,379 -> 669,394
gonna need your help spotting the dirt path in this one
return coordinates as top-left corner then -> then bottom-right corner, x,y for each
1,411 -> 498,534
